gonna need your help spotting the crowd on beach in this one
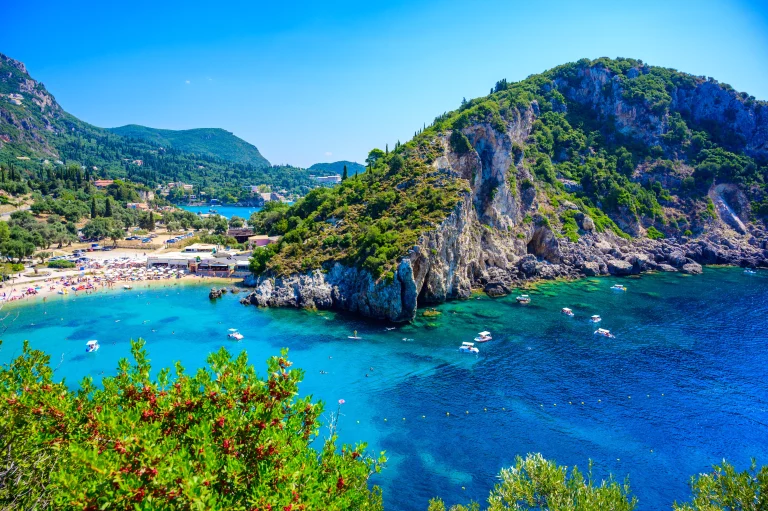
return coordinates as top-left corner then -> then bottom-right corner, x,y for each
0,256 -> 195,304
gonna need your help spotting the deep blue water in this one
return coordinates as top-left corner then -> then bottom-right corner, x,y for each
1,268 -> 767,510
181,205 -> 261,219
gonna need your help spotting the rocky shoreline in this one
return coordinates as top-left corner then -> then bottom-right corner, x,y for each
239,222 -> 767,322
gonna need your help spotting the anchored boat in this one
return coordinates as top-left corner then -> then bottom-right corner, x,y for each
516,294 -> 531,304
227,328 -> 244,341
590,315 -> 602,323
459,341 -> 479,354
474,331 -> 492,343
85,340 -> 100,353
561,307 -> 574,317
594,328 -> 615,339
611,284 -> 627,291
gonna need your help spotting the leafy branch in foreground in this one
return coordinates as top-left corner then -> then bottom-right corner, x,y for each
428,453 -> 767,511
0,339 -> 384,510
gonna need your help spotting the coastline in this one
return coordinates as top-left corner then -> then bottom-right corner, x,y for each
0,275 -> 241,311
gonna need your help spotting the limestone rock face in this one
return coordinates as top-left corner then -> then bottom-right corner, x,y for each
242,91 -> 768,321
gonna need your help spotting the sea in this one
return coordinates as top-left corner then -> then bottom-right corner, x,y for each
181,205 -> 261,219
1,268 -> 766,510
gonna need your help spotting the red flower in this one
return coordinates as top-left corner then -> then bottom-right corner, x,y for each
337,476 -> 345,490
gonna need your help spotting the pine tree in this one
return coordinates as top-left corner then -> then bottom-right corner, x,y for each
105,197 -> 113,217
91,197 -> 97,219
342,165 -> 348,181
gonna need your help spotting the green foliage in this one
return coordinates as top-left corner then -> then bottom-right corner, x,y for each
46,259 -> 76,268
249,243 -> 279,274
646,226 -> 665,239
450,130 -> 472,154
431,453 -> 636,511
673,459 -> 768,511
0,340 -> 385,510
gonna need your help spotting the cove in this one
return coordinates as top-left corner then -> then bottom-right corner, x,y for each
1,268 -> 766,510
180,205 -> 261,219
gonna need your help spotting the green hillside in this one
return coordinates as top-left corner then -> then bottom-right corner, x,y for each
249,57 -> 768,279
109,125 -> 270,167
308,161 -> 365,176
0,53 -> 314,202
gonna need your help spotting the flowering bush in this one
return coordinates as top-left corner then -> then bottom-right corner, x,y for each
0,339 -> 384,510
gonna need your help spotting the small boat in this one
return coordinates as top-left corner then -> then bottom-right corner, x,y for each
348,330 -> 362,340
459,341 -> 479,354
610,284 -> 627,291
385,327 -> 396,331
85,340 -> 100,353
590,315 -> 602,323
402,337 -> 414,342
227,328 -> 244,341
744,268 -> 757,275
123,285 -> 132,290
561,307 -> 574,317
516,294 -> 531,304
474,331 -> 492,342
594,328 -> 615,339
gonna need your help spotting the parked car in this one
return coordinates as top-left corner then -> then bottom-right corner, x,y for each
167,239 -> 177,244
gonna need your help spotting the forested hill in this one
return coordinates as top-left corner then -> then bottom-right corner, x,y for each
308,161 -> 365,176
247,56 -> 768,321
0,53 -> 313,201
108,125 -> 270,167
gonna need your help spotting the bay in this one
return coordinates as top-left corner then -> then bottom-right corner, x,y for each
1,268 -> 766,510
180,205 -> 261,219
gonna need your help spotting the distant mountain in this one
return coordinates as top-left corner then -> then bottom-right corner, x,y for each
0,52 -> 313,199
308,161 -> 365,175
109,125 -> 270,167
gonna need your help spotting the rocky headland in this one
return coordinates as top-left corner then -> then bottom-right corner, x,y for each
241,58 -> 768,322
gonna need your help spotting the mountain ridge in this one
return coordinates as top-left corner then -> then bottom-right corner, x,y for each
0,52 -> 314,201
243,56 -> 768,321
308,160 -> 365,175
108,125 -> 270,167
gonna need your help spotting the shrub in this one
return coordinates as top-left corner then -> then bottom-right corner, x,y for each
0,340 -> 385,510
449,130 -> 472,154
646,226 -> 665,239
47,260 -> 76,269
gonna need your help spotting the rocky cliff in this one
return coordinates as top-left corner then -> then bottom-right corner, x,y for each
243,57 -> 768,322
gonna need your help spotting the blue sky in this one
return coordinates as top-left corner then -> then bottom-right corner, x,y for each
2,0 -> 767,167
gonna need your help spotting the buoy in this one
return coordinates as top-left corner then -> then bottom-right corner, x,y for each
581,401 -> 584,405
628,396 -> 631,399
465,411 -> 469,414
402,418 -> 406,421
446,412 -> 450,416
422,415 -> 426,418
568,401 -> 572,405
553,404 -> 556,407
357,421 -> 360,424
384,418 -> 387,422
484,408 -> 487,412
598,399 -> 602,402
461,487 -> 466,490
502,407 -> 506,411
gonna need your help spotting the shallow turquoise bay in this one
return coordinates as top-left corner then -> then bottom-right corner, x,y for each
181,205 -> 261,219
1,268 -> 766,510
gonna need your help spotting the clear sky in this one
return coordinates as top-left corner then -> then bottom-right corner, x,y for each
2,0 -> 767,167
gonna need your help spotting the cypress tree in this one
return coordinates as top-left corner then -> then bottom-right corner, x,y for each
90,197 -> 97,219
148,212 -> 155,231
342,165 -> 348,181
105,197 -> 113,217
385,144 -> 388,156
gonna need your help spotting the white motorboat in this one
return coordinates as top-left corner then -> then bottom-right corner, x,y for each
594,328 -> 615,339
516,294 -> 531,304
459,341 -> 479,354
85,340 -> 100,353
227,328 -> 244,341
561,307 -> 574,317
610,284 -> 627,291
474,331 -> 492,343
744,268 -> 757,275
123,285 -> 132,290
590,315 -> 602,323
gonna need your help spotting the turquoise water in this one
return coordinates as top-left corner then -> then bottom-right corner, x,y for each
1,269 -> 767,510
181,205 -> 261,219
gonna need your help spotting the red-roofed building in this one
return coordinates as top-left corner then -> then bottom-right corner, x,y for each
93,179 -> 114,188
